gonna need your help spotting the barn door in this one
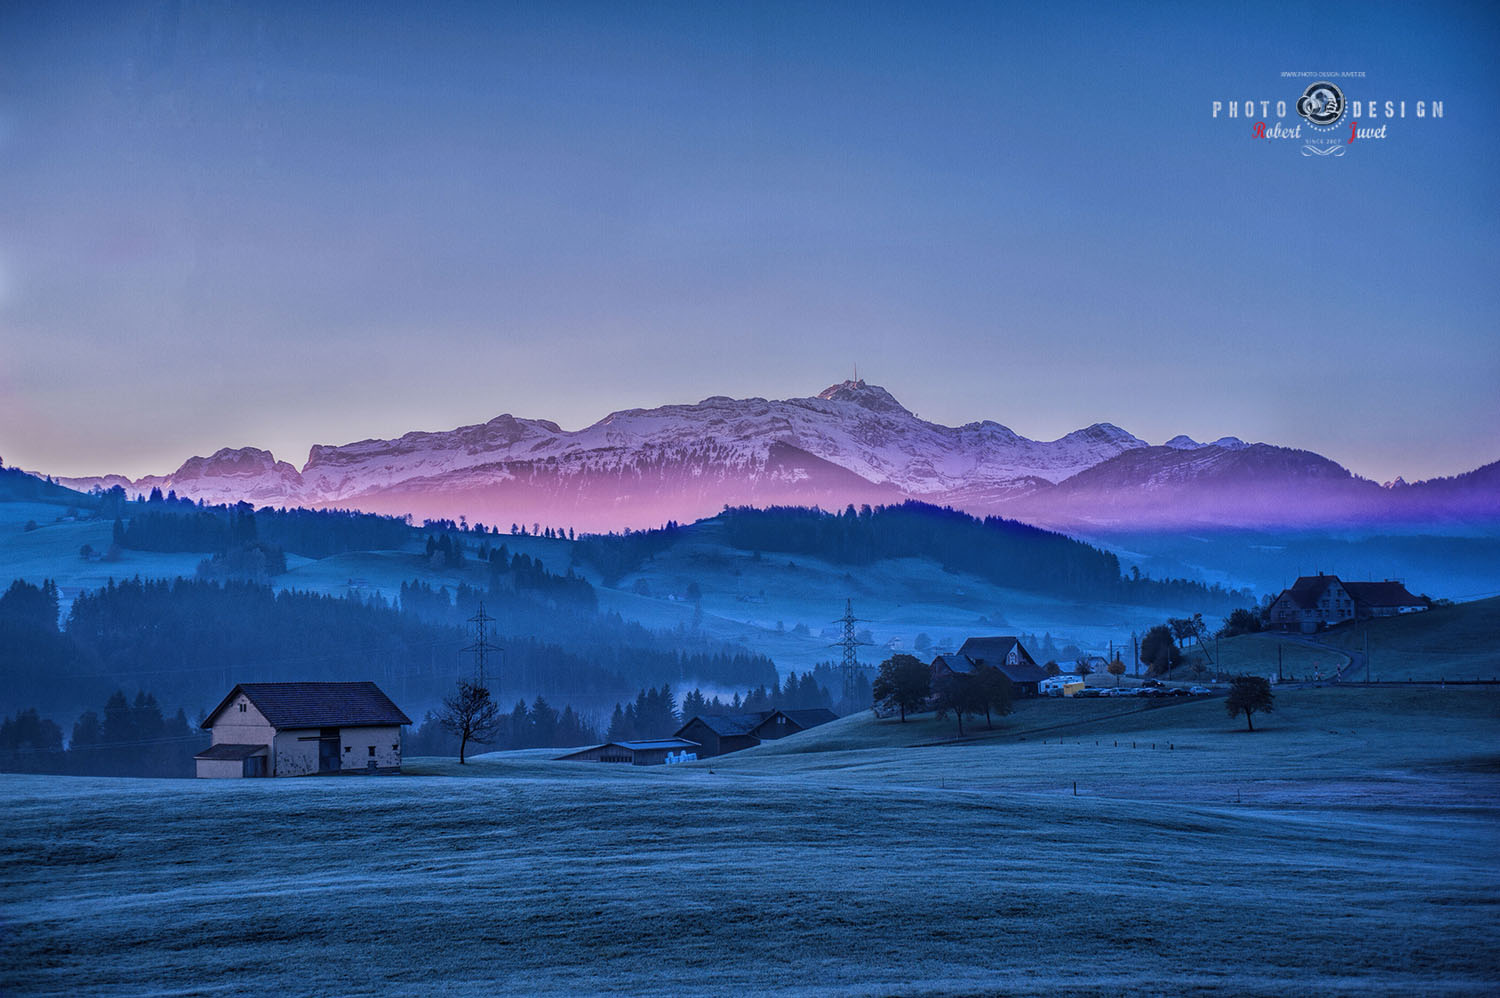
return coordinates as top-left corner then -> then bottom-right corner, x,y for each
318,728 -> 340,773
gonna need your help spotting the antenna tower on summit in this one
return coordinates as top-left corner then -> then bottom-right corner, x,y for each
830,598 -> 871,711
464,602 -> 500,689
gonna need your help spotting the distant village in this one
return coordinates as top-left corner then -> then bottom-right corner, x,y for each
192,570 -> 1430,778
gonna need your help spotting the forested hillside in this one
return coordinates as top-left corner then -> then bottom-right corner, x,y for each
580,502 -> 1252,611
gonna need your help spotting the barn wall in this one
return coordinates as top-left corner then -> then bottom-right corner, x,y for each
272,729 -> 323,777
195,758 -> 246,779
339,726 -> 402,772
209,696 -> 275,748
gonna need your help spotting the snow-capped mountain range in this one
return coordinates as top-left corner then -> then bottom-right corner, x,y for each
50,380 -> 1500,532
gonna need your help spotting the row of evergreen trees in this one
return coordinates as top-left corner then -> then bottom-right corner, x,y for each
116,497 -> 410,560
0,691 -> 204,777
4,568 -> 780,751
603,670 -> 836,742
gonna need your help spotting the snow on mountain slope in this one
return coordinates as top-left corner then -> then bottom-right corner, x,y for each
44,380 -> 1497,531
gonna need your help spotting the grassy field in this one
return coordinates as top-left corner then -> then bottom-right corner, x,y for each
1183,598 -> 1500,683
3,687 -> 1497,997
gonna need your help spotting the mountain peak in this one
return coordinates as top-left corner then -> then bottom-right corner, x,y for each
815,379 -> 910,415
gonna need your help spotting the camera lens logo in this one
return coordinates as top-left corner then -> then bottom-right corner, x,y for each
1297,82 -> 1345,127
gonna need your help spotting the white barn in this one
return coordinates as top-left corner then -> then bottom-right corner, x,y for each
195,682 -> 412,779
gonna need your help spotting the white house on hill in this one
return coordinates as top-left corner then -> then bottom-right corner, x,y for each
195,682 -> 412,778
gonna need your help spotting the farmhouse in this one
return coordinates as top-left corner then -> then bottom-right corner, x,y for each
558,738 -> 701,765
672,707 -> 839,759
1268,574 -> 1429,632
195,682 -> 412,779
931,637 -> 1049,698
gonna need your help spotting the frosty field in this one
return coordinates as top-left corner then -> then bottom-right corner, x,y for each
4,688 -> 1498,997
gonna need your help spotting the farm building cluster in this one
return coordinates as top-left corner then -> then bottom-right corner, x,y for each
1267,574 -> 1428,632
561,707 -> 838,765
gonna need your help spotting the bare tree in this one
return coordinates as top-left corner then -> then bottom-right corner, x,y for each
439,679 -> 501,764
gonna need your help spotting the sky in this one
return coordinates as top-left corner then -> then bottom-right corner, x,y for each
2,0 -> 1497,484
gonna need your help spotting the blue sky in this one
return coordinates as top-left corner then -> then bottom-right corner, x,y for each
1,0 -> 1497,482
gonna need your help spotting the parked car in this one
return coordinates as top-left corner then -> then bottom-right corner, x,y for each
1188,685 -> 1215,695
1166,687 -> 1191,697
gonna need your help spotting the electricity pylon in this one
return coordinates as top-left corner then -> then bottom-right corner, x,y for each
463,602 -> 500,689
830,598 -> 871,711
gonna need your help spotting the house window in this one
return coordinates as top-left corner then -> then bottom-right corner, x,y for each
368,745 -> 375,757
238,703 -> 246,713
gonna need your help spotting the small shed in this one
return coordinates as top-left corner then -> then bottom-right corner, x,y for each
557,738 -> 701,765
195,681 -> 411,778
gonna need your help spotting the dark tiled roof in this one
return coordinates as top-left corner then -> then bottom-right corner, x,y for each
958,636 -> 1038,668
777,708 -> 838,729
935,650 -> 1048,685
1283,575 -> 1341,609
932,653 -> 975,674
678,713 -> 767,737
992,660 -> 1050,685
195,743 -> 268,761
204,682 -> 411,730
1343,581 -> 1426,607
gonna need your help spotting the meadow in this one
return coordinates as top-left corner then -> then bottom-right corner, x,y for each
3,687 -> 1497,997
1183,598 -> 1500,683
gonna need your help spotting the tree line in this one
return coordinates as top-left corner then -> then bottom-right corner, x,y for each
0,691 -> 205,778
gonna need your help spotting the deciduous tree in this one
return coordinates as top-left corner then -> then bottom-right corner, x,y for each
871,654 -> 931,722
1225,675 -> 1275,732
932,671 -> 983,736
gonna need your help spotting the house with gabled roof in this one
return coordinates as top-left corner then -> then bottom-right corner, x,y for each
931,637 -> 1049,697
1268,574 -> 1429,632
195,682 -> 412,778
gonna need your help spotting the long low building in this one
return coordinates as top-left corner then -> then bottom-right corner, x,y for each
558,738 -> 701,765
195,681 -> 411,778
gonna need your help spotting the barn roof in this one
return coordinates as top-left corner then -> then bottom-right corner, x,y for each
957,636 -> 1037,667
932,653 -> 975,674
203,682 -> 412,730
556,738 -> 701,760
1342,581 -> 1426,607
678,713 -> 766,737
194,742 -> 268,761
1281,575 -> 1343,609
936,645 -> 1044,684
617,738 -> 702,751
776,708 -> 838,729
